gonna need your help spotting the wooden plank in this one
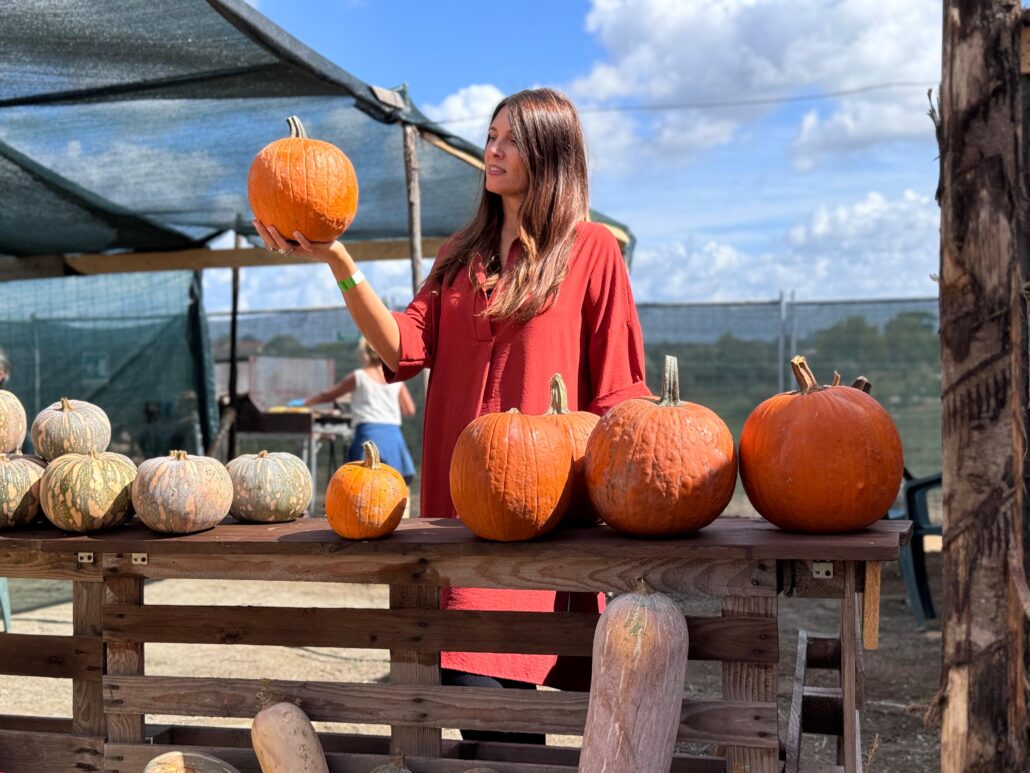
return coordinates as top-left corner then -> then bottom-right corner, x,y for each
785,629 -> 808,773
0,632 -> 101,680
102,604 -> 777,662
389,584 -> 442,758
0,516 -> 913,562
103,552 -> 777,597
1021,20 -> 1030,75
0,715 -> 73,733
783,560 -> 867,598
102,676 -> 777,748
72,582 -> 105,738
0,727 -> 103,772
104,575 -> 144,745
806,635 -> 842,670
722,595 -> 779,773
839,562 -> 860,772
803,686 -> 844,737
59,238 -> 448,275
0,549 -> 102,581
862,561 -> 881,649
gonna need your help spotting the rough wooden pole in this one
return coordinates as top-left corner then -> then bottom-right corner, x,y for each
227,226 -> 242,461
403,124 -> 430,403
938,2 -> 1028,770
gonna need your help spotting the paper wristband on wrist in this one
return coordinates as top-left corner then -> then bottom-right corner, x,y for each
337,270 -> 366,292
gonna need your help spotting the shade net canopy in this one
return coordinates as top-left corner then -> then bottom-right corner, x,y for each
0,0 -> 634,260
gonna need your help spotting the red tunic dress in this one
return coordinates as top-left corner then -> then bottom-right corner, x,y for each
384,221 -> 650,687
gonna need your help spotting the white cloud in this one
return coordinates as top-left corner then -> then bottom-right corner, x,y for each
569,0 -> 939,170
422,84 -> 506,145
629,189 -> 940,302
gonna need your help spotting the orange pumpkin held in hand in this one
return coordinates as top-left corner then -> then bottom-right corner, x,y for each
450,407 -> 573,541
738,355 -> 904,533
541,373 -> 600,526
325,441 -> 407,540
248,115 -> 359,243
584,355 -> 737,536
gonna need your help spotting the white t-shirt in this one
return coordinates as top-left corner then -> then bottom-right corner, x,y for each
350,368 -> 402,426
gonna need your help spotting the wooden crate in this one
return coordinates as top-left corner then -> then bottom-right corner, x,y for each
0,516 -> 910,773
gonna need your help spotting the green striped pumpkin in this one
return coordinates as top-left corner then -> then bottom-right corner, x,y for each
0,389 -> 27,453
31,397 -> 111,461
0,452 -> 46,529
133,450 -> 233,534
40,450 -> 136,532
227,450 -> 312,523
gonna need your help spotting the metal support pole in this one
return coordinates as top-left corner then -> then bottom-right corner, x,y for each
227,221 -> 242,460
777,291 -> 787,393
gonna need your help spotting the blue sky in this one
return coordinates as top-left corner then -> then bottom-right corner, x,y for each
206,0 -> 942,311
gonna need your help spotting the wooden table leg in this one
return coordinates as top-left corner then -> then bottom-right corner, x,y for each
104,575 -> 145,744
72,580 -> 104,737
723,595 -> 778,773
389,584 -> 442,758
839,562 -> 862,772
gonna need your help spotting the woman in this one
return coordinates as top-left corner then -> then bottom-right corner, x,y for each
291,337 -> 416,482
256,87 -> 649,742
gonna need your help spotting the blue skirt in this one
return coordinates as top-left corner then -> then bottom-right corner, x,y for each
348,422 -> 416,481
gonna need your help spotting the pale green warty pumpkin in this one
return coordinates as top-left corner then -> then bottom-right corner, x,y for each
227,450 -> 312,523
40,450 -> 136,532
0,389 -> 27,453
133,450 -> 233,534
31,397 -> 111,461
0,452 -> 46,529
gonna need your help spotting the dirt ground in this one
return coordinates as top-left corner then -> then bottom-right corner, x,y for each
1,530 -> 942,772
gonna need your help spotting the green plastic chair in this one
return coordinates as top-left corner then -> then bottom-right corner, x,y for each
0,577 -> 10,632
886,468 -> 942,631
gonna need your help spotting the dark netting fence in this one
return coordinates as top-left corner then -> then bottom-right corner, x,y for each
208,296 -> 941,515
0,271 -> 217,462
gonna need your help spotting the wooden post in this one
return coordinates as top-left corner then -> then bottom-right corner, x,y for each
389,584 -> 441,758
104,575 -> 145,744
227,219 -> 242,461
71,581 -> 104,738
403,124 -> 430,421
938,2 -> 1028,770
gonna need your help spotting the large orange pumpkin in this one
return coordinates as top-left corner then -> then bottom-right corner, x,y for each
541,373 -> 600,526
325,441 -> 407,540
450,407 -> 573,541
0,389 -> 27,453
584,355 -> 737,536
738,355 -> 904,533
248,115 -> 359,243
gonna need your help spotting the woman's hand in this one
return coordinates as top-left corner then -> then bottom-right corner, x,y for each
252,219 -> 350,265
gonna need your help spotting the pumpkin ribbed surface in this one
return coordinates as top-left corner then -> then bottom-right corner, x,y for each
248,115 -> 359,243
133,450 -> 233,534
227,450 -> 312,522
585,356 -> 737,536
541,373 -> 600,526
580,580 -> 689,772
739,356 -> 904,533
143,750 -> 242,773
0,389 -> 27,453
326,441 -> 407,540
30,397 -> 111,461
40,450 -> 136,532
0,452 -> 46,529
450,408 -> 573,542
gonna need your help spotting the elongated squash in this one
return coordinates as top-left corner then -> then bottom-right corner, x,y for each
251,702 -> 328,773
579,579 -> 689,773
143,750 -> 242,773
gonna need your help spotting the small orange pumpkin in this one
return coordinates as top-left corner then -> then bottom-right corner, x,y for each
738,356 -> 904,533
584,355 -> 737,536
541,373 -> 600,526
248,115 -> 359,243
450,407 -> 573,541
325,441 -> 407,540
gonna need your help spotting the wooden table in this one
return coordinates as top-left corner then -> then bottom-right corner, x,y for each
0,516 -> 911,773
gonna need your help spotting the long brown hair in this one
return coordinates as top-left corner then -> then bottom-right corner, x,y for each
425,88 -> 590,321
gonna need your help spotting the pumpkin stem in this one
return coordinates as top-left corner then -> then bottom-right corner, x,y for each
88,450 -> 99,460
286,115 -> 308,139
59,397 -> 73,412
851,376 -> 872,394
657,355 -> 682,407
635,577 -> 656,595
831,371 -> 841,386
258,450 -> 269,458
362,441 -> 382,469
169,450 -> 189,461
546,373 -> 569,415
789,356 -> 822,394
506,407 -> 521,414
